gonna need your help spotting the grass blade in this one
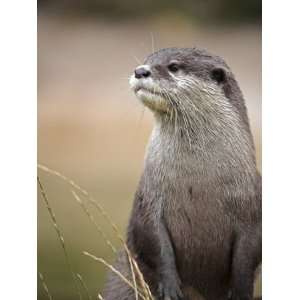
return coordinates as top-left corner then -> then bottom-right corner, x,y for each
38,272 -> 53,300
76,273 -> 92,300
38,164 -> 153,300
38,177 -> 82,300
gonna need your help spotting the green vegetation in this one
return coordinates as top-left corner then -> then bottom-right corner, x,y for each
38,0 -> 261,25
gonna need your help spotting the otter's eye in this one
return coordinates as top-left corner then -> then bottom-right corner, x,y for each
211,68 -> 226,84
168,63 -> 180,73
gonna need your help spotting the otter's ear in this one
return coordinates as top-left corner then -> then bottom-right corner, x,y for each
211,68 -> 226,84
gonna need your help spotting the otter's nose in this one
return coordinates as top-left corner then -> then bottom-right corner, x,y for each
135,67 -> 151,79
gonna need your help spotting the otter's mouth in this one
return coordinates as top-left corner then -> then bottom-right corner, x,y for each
134,86 -> 162,97
129,75 -> 170,113
134,86 -> 170,113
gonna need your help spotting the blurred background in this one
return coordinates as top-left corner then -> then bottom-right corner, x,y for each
38,1 -> 261,299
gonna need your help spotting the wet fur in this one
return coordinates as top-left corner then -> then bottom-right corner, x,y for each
103,48 -> 261,300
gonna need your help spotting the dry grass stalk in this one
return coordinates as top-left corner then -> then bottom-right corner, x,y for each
38,176 -> 82,300
84,198 -> 151,300
127,252 -> 139,300
71,190 -> 117,253
83,251 -> 147,300
131,258 -> 153,300
38,272 -> 53,300
76,273 -> 92,300
71,189 -> 139,300
38,164 -> 153,300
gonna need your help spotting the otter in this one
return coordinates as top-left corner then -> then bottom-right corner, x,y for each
103,48 -> 261,300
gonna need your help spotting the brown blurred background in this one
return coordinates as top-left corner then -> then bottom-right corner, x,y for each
38,1 -> 261,299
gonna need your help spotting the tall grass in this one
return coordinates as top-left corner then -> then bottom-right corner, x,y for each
38,177 -> 83,300
76,273 -> 92,300
38,164 -> 153,300
38,272 -> 53,300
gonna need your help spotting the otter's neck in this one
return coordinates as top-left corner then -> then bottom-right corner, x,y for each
144,110 -> 257,187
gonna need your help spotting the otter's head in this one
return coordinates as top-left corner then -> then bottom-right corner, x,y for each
130,48 -> 249,130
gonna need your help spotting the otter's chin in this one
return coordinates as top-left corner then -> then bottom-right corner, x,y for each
135,89 -> 170,113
